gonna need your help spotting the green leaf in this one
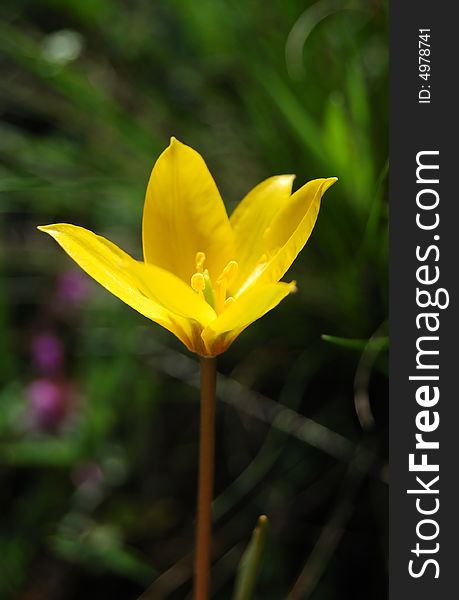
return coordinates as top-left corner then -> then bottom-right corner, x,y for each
0,438 -> 83,466
321,334 -> 388,351
51,523 -> 155,584
232,515 -> 269,600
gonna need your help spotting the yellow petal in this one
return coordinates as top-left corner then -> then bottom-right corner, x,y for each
201,281 -> 296,356
38,224 -> 215,353
230,175 -> 295,291
142,137 -> 234,284
236,178 -> 337,294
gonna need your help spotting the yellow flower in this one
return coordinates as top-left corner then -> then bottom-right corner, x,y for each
39,138 -> 336,356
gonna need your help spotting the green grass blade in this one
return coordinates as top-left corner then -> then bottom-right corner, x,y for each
233,515 -> 269,600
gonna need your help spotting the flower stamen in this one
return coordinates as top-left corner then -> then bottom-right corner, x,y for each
191,272 -> 206,298
192,254 -> 238,313
191,254 -> 216,308
215,260 -> 238,313
195,251 -> 206,273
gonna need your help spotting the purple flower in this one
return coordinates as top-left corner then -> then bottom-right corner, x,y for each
31,332 -> 63,374
57,270 -> 89,305
26,378 -> 72,430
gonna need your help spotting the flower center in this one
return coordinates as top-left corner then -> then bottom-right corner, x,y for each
190,251 -> 238,313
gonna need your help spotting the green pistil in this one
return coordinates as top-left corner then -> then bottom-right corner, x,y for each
202,269 -> 216,309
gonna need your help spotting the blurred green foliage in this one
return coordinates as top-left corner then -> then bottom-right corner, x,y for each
0,0 -> 387,598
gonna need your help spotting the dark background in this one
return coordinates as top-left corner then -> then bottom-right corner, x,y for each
0,1 -> 388,598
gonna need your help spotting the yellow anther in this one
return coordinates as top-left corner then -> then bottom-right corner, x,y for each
195,251 -> 206,273
224,296 -> 235,308
214,260 -> 238,313
217,260 -> 238,286
191,272 -> 205,294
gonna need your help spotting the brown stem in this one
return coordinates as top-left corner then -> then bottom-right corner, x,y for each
193,356 -> 217,600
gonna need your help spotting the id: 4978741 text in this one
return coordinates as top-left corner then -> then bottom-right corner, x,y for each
418,28 -> 431,104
